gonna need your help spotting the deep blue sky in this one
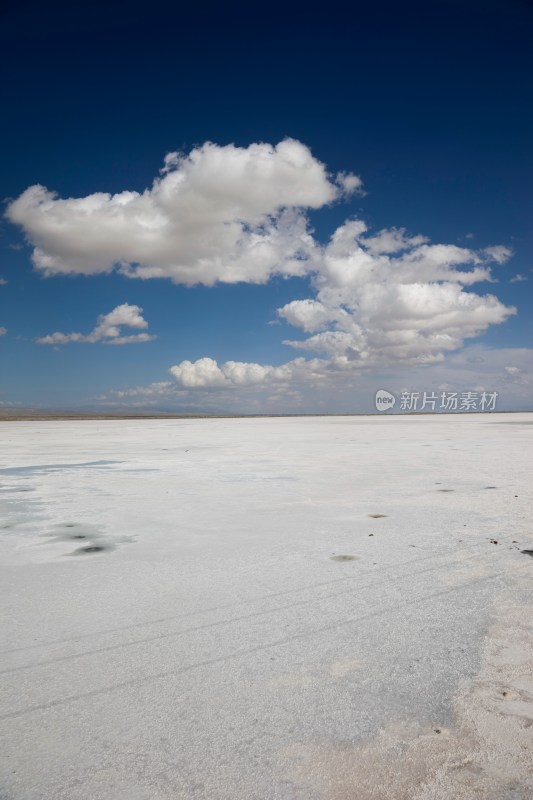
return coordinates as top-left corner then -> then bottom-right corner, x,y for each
1,0 -> 532,411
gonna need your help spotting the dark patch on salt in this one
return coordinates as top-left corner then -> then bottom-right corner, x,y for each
73,545 -> 105,554
330,555 -> 359,562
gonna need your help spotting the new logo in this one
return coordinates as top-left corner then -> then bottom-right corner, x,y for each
375,389 -> 396,411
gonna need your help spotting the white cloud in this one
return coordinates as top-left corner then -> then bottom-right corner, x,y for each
0,327 -> 6,336
167,215 -> 515,389
482,245 -> 513,264
0,278 -> 7,285
169,358 -> 227,388
36,303 -> 156,346
274,222 -> 514,368
335,171 -> 365,197
361,227 -> 429,255
6,138 -> 519,399
169,357 -> 302,388
278,299 -> 343,332
6,139 -> 348,286
111,381 -> 173,399
165,217 -> 515,389
510,273 -> 527,283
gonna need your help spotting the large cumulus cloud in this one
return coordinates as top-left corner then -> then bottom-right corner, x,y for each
6,139 -> 358,285
168,221 -> 515,388
277,221 -> 514,367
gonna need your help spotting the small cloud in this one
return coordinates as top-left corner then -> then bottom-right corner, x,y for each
110,381 -> 173,398
0,278 -> 7,285
0,326 -> 6,336
335,171 -> 365,197
505,366 -> 520,375
510,273 -> 527,283
107,333 -> 155,345
482,245 -> 513,264
36,303 -> 156,346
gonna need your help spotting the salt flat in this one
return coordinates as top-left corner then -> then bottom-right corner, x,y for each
0,414 -> 532,800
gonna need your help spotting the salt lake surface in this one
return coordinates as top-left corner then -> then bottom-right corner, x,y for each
0,415 -> 532,799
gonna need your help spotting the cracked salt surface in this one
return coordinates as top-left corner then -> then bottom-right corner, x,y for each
0,414 -> 532,799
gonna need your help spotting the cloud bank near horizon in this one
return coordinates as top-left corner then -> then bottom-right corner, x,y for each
108,344 -> 533,414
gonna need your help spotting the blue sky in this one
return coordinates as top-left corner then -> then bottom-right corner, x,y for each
1,0 -> 532,412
